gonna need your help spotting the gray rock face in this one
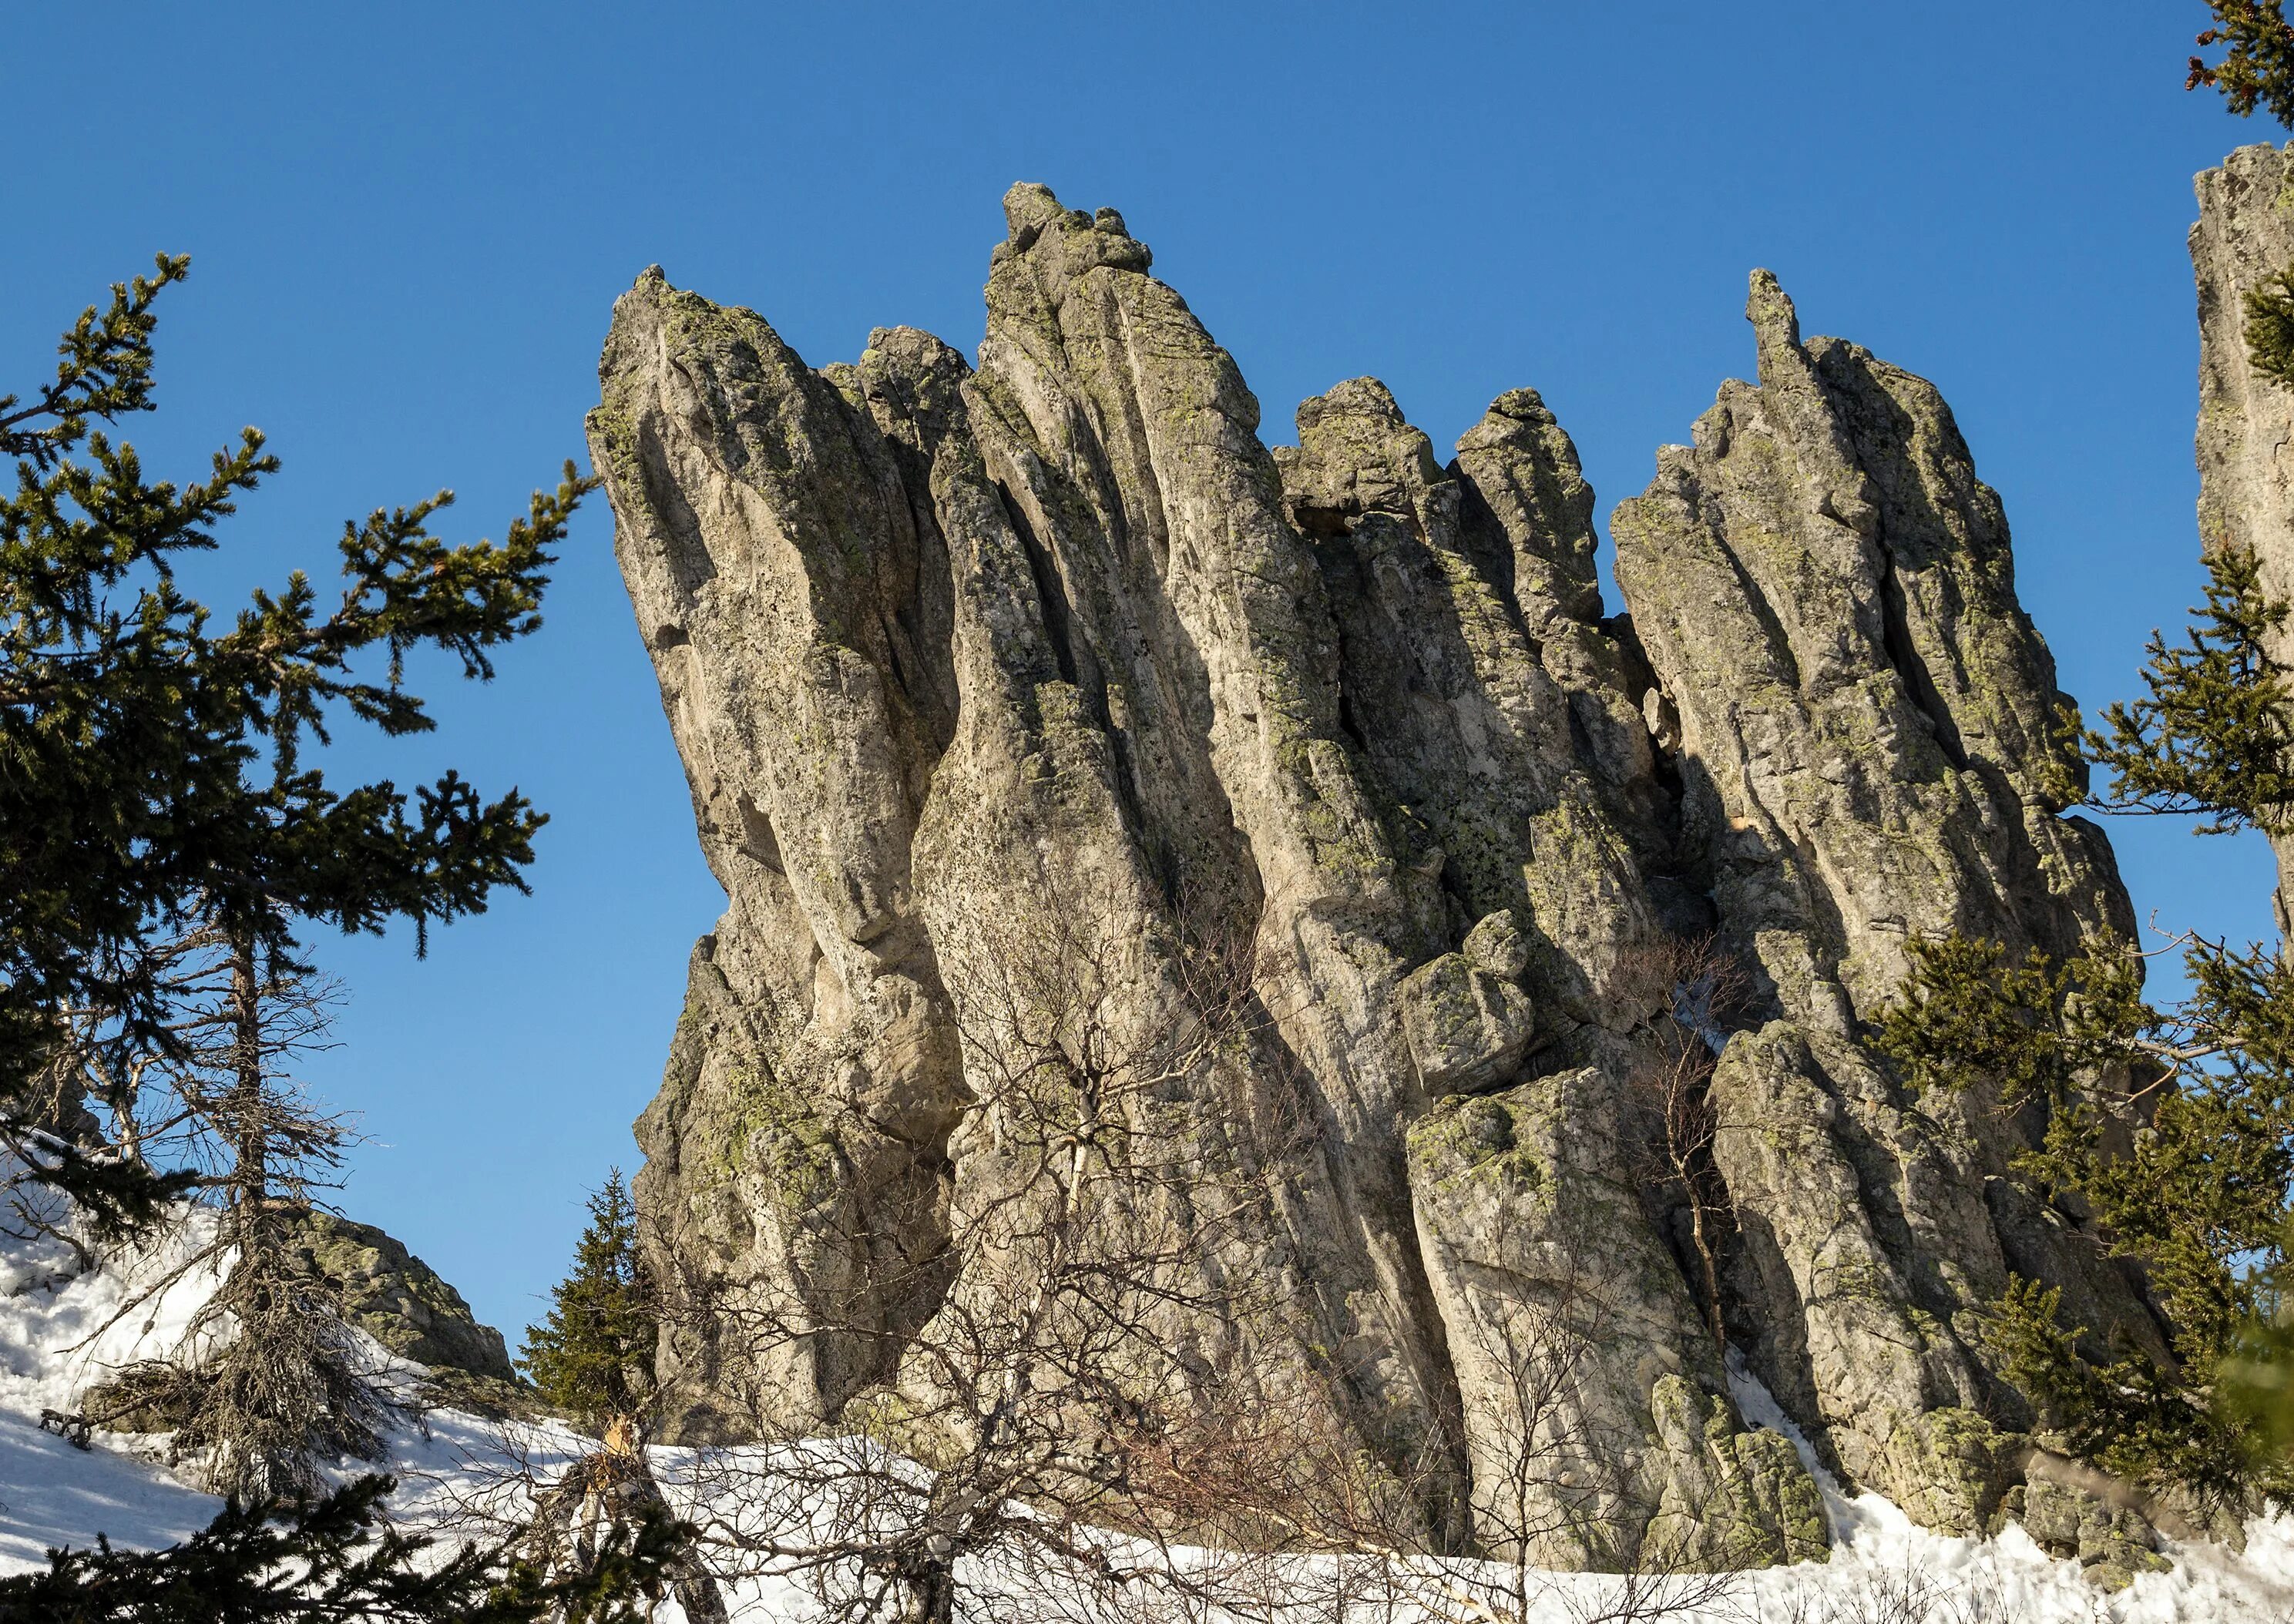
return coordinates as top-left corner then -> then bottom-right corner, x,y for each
1408,1070 -> 1825,1569
1610,275 -> 2158,1524
1398,947 -> 1535,1096
2192,141 -> 2294,928
590,186 -> 2155,1565
287,1210 -> 515,1382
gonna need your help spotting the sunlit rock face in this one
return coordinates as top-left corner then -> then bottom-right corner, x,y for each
589,184 -> 2154,1565
2193,141 -> 2294,930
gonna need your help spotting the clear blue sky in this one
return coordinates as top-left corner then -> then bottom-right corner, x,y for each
3,2 -> 2278,1342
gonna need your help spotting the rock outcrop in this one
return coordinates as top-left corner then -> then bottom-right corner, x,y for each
589,186 -> 2158,1567
284,1210 -> 515,1383
81,1208 -> 521,1433
2193,140 -> 2294,930
1611,273 -> 2158,1526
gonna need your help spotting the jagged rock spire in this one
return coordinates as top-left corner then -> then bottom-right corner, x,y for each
2192,143 -> 2294,934
588,191 -> 2154,1562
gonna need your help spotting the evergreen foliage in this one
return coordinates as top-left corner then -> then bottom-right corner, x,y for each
1914,52 -> 2294,1485
2222,1240 -> 2294,1460
2192,2 -> 2294,126
180,1240 -> 395,1504
2244,269 -> 2294,388
521,1170 -> 659,1431
2085,545 -> 2294,832
0,255 -> 592,1222
0,1473 -> 679,1624
2191,5 -> 2294,382
1877,930 -> 2294,1504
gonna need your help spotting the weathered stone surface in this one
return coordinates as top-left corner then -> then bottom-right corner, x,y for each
1610,273 -> 2166,1518
1611,272 -> 2126,1028
593,188 -> 2156,1565
2011,1475 -> 2170,1592
1398,951 -> 1534,1095
1408,1069 -> 1822,1569
2193,141 -> 2294,929
284,1210 -> 515,1382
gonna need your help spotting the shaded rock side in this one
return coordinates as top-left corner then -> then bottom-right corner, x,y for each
593,187 -> 2151,1562
2192,140 -> 2294,929
1409,1069 -> 1825,1569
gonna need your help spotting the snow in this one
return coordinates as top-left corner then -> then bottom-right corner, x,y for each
4,1169 -> 2293,1620
1719,1353 -> 2294,1620
0,1409 -> 217,1569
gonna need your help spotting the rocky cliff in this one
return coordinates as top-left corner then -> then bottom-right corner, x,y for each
2193,140 -> 2294,931
589,186 -> 2159,1569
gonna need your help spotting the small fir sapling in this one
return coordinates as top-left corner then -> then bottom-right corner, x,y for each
520,1169 -> 660,1434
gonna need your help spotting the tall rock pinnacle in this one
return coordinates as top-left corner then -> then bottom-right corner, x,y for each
588,189 -> 2158,1565
2193,143 -> 2294,934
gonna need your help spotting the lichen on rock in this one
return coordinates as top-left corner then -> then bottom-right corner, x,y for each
590,186 -> 2158,1569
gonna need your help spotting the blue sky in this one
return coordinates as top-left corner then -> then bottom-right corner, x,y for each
2,2 -> 2279,1341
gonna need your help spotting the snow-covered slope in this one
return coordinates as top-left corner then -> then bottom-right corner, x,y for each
0,1169 -> 227,1565
5,1173 -> 2292,1620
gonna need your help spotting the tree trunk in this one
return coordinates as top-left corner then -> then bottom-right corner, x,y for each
900,1557 -> 956,1624
1683,1173 -> 1727,1352
228,929 -> 266,1225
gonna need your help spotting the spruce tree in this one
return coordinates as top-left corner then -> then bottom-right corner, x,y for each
1873,548 -> 2294,1504
0,1473 -> 680,1624
1877,934 -> 2294,1504
522,1170 -> 659,1434
2,254 -> 592,1499
1865,13 -> 2294,1508
2193,5 -> 2294,383
0,256 -> 588,1224
2191,2 -> 2294,129
2086,545 -> 2294,833
518,1174 -> 728,1620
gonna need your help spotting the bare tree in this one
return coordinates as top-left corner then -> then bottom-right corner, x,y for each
153,925 -> 395,1502
1620,934 -> 1757,1354
429,898 -> 1801,1622
1769,1553 -> 2014,1624
607,868 -> 1351,1624
1316,1221 -> 1754,1624
22,911 -> 395,1502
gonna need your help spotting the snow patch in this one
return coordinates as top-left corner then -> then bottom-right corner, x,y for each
2,1169 -> 2292,1619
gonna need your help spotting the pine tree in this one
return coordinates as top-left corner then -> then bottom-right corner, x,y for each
0,1472 -> 680,1624
2086,545 -> 2294,834
2192,2 -> 2294,128
2192,6 -> 2294,383
1876,934 -> 2294,1505
1866,22 -> 2294,1508
0,256 -> 589,1226
1873,539 -> 2294,1505
1,252 -> 587,1490
517,1175 -> 727,1619
522,1171 -> 659,1434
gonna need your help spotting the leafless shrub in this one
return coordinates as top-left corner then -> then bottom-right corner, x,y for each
656,867 -> 1333,1622
434,896 -> 1802,1622
1765,1553 -> 2024,1624
13,913 -> 393,1502
1618,934 -> 1758,1351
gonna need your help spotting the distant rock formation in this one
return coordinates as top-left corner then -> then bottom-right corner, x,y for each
284,1210 -> 514,1383
82,1208 -> 521,1434
589,185 -> 2160,1565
